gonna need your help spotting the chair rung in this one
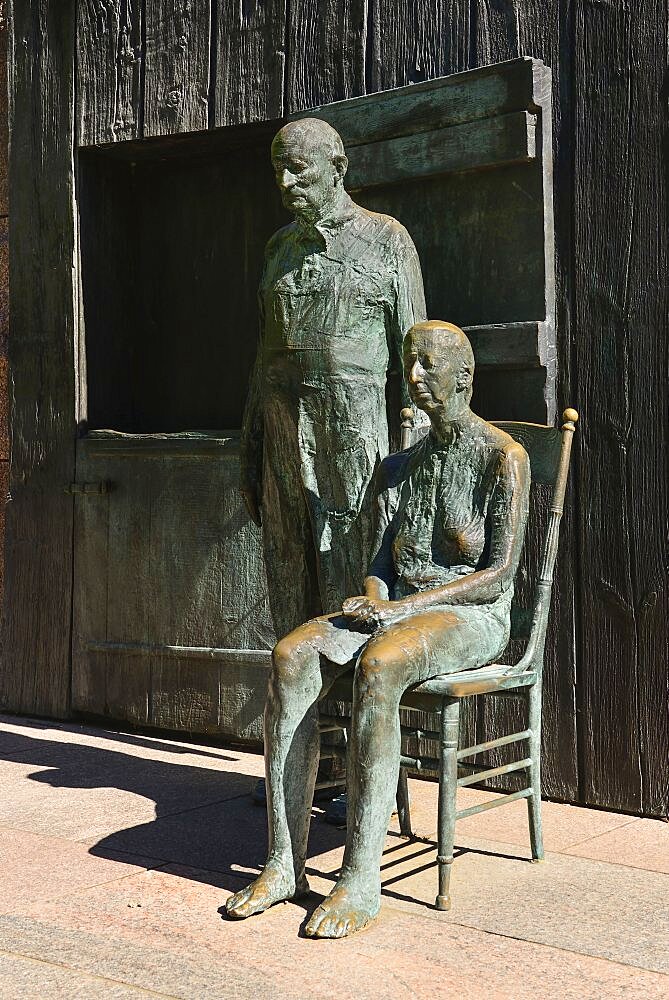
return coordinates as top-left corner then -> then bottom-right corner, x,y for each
400,753 -> 439,771
319,716 -> 347,731
456,786 -> 533,820
485,688 -> 528,698
457,730 -> 531,760
314,779 -> 346,791
457,757 -> 532,787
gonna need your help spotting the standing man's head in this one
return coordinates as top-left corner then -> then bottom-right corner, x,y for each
404,321 -> 475,422
271,119 -> 348,224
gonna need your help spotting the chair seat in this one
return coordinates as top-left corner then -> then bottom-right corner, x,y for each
405,665 -> 537,703
325,665 -> 536,712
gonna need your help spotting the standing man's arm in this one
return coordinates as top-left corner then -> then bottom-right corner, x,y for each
389,229 -> 429,439
342,458 -> 398,611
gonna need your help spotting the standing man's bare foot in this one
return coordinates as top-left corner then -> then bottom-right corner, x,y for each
225,861 -> 309,919
304,878 -> 380,938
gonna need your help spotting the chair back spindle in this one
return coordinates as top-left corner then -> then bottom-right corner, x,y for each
493,408 -> 579,674
400,407 -> 415,451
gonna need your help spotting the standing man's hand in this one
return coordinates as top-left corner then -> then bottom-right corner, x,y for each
240,487 -> 262,528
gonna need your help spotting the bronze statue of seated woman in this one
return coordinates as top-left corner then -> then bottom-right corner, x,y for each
226,320 -> 530,938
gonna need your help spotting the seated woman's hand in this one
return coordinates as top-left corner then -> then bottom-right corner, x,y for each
342,596 -> 407,629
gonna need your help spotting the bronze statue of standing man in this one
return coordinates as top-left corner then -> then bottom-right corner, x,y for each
240,118 -> 426,634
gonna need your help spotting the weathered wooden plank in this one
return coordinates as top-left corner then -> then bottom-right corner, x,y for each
77,152 -> 140,433
214,0 -> 286,126
0,0 -> 77,718
131,149 -> 284,431
465,322 -> 552,370
286,0 -> 366,112
475,0 -> 521,66
300,57 -> 539,146
367,0 -> 473,92
144,0 -> 210,136
71,443 -> 110,716
506,1 -> 579,804
0,17 -> 8,215
573,0 -> 669,816
77,0 -> 142,145
71,436 -> 274,736
151,657 -> 220,732
346,111 -> 536,190
81,643 -> 271,740
103,453 -> 152,723
0,218 -> 8,458
359,164 -> 547,332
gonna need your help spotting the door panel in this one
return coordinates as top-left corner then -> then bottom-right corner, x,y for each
71,432 -> 274,738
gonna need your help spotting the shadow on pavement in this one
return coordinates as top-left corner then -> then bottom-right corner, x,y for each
0,721 -> 347,896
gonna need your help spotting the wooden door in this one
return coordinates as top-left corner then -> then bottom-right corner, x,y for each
72,433 -> 273,738
71,58 -> 555,740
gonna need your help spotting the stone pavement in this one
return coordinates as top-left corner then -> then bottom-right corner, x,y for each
0,714 -> 667,1000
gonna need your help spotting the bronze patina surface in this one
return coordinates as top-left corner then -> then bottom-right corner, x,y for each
227,322 -> 531,937
240,118 -> 426,635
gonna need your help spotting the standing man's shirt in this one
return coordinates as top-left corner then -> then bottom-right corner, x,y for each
240,202 -> 426,635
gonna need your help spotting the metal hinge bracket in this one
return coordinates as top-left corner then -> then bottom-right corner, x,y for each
64,481 -> 110,496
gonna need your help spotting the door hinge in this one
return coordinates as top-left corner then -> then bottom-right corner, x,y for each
65,481 -> 110,496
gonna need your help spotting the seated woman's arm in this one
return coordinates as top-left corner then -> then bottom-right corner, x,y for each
345,442 -> 529,628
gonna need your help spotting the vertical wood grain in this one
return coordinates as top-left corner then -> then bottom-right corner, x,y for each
214,0 -> 286,125
1,0 -> 77,717
474,0 -> 579,803
77,0 -> 143,144
474,0 -> 520,65
285,0 -> 367,112
144,0 -> 210,136
367,1 -> 473,93
573,0 -> 669,815
65,0 -> 668,813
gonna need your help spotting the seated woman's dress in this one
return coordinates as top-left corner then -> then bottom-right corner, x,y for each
291,424 -> 529,679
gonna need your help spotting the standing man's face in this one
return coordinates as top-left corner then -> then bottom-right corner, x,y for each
271,135 -> 339,222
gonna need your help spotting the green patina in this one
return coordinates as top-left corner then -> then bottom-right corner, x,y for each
240,118 -> 426,636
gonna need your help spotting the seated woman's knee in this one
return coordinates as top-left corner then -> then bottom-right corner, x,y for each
270,636 -> 303,691
356,643 -> 405,701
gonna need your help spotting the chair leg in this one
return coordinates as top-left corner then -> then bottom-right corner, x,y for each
526,679 -> 544,861
436,697 -> 460,911
396,765 -> 413,837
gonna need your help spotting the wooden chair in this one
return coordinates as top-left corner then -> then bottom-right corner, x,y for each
320,407 -> 579,910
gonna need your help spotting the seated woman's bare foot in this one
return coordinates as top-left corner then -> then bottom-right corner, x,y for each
225,862 -> 309,920
304,879 -> 380,938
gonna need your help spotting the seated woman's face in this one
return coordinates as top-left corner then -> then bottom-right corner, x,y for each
403,330 -> 459,416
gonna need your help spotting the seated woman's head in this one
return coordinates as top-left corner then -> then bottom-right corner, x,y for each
403,321 -> 475,419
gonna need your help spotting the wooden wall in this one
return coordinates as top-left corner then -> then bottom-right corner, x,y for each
0,11 -> 8,613
3,1 -> 667,817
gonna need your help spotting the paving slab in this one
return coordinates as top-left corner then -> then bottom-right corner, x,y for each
561,816 -> 669,872
308,832 -> 669,974
77,790 -> 347,886
0,724 -> 263,842
0,827 -> 164,910
396,775 -> 642,851
2,714 -> 668,999
0,951 -> 163,999
5,869 -> 669,1000
0,714 -> 255,763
